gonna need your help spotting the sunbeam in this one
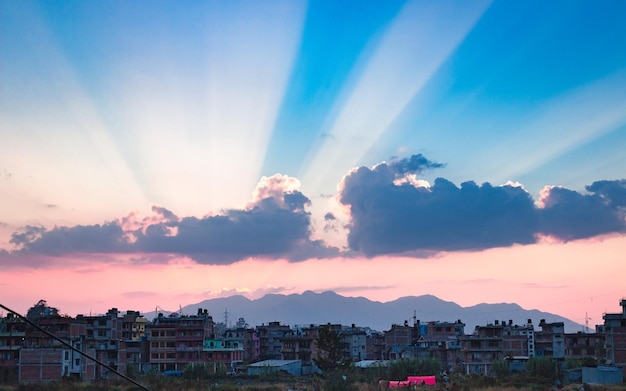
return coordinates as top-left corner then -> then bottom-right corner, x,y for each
299,0 -> 491,197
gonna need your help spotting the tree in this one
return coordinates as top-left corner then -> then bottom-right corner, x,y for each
26,299 -> 59,322
313,325 -> 350,373
236,317 -> 248,328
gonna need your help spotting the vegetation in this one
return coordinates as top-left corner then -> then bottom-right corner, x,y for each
313,325 -> 351,373
25,300 -> 59,322
2,372 -> 625,391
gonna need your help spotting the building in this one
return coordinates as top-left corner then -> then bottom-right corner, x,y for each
19,316 -> 96,382
280,325 -> 318,370
342,325 -> 367,362
462,323 -> 505,375
77,308 -> 126,380
0,313 -> 25,380
603,299 -> 626,377
418,321 -> 465,372
461,319 -> 535,375
535,320 -> 564,359
247,359 -> 302,376
147,308 -> 214,373
564,331 -> 604,363
257,322 -> 291,361
384,322 -> 420,360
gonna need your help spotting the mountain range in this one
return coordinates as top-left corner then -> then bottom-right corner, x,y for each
146,291 -> 583,333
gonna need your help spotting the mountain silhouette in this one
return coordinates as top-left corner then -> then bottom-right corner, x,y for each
148,291 -> 582,333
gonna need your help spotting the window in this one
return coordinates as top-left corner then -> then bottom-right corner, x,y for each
75,358 -> 80,366
64,351 -> 69,360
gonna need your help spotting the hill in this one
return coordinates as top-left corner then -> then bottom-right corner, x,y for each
147,291 -> 582,333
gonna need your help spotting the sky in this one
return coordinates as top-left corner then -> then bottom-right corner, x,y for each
1,0 -> 626,330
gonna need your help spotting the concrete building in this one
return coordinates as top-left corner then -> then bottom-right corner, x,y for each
564,332 -> 604,363
257,322 -> 291,361
418,321 -> 465,372
342,325 -> 367,362
384,322 -> 420,360
535,320 -> 564,359
461,319 -> 535,375
19,316 -> 96,382
280,325 -> 318,369
148,308 -> 214,373
0,313 -> 25,379
603,299 -> 626,377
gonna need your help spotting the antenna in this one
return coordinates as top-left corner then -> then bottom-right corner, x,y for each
585,312 -> 591,333
224,307 -> 229,327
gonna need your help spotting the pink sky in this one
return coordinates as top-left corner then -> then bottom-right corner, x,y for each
3,234 -> 624,330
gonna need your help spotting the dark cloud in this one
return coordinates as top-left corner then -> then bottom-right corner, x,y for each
11,223 -> 129,256
339,154 -> 626,256
585,179 -> 626,207
6,187 -> 338,265
388,154 -> 445,175
537,186 -> 625,240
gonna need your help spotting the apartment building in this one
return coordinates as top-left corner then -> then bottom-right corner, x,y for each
535,320 -> 565,359
418,321 -> 465,371
257,321 -> 291,360
564,331 -> 604,362
280,325 -> 318,366
342,325 -> 367,362
148,309 -> 214,372
603,299 -> 626,377
19,316 -> 96,382
384,322 -> 421,359
0,313 -> 25,378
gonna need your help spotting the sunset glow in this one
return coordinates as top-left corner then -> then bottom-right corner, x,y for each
2,0 -> 626,331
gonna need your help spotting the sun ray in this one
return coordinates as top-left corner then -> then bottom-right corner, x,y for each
299,0 -> 491,198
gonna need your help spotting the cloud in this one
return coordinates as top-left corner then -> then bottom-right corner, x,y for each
327,285 -> 396,294
339,154 -> 626,256
4,174 -> 338,265
537,184 -> 626,240
3,160 -> 625,265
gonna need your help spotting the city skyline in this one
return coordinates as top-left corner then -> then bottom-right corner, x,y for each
1,1 -> 626,327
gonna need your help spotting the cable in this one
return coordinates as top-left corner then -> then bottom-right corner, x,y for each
0,303 -> 150,391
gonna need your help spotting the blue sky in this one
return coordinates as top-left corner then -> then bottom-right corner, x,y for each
1,1 -> 626,322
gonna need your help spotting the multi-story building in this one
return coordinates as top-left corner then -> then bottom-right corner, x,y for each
0,313 -> 25,379
19,315 -> 96,382
536,320 -> 564,359
78,308 -> 126,380
122,310 -> 148,341
242,327 -> 260,363
603,299 -> 626,377
418,321 -> 465,372
280,325 -> 318,366
342,325 -> 367,362
462,322 -> 505,375
148,308 -> 214,373
202,337 -> 244,373
384,322 -> 420,359
366,332 -> 385,360
257,321 -> 291,361
564,331 -> 604,363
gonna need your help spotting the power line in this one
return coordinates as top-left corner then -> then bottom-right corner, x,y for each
0,303 -> 150,391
